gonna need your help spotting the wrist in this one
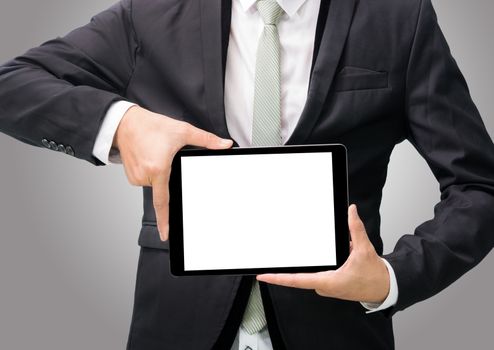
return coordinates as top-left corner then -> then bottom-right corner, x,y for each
113,104 -> 140,150
361,258 -> 398,312
376,257 -> 391,303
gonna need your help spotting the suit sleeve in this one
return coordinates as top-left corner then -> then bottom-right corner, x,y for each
383,0 -> 494,315
0,0 -> 138,165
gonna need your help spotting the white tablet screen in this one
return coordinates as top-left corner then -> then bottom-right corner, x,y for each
180,152 -> 336,271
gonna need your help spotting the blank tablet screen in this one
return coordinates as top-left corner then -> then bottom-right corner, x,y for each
180,151 -> 337,272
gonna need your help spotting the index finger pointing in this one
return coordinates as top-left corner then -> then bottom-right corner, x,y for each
152,173 -> 170,241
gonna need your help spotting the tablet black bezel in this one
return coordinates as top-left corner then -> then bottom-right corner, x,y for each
169,144 -> 349,276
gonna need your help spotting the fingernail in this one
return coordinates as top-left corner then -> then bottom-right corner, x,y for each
220,139 -> 233,147
349,204 -> 357,217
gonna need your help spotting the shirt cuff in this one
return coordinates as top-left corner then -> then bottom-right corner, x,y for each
360,257 -> 399,313
92,101 -> 136,164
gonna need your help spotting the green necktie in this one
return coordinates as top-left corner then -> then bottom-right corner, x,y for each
241,0 -> 284,336
252,0 -> 284,147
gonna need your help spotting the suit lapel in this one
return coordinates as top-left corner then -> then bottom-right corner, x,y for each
199,0 -> 232,140
200,0 -> 357,144
286,0 -> 357,145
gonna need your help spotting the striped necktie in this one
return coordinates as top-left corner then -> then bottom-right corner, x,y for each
240,0 -> 284,335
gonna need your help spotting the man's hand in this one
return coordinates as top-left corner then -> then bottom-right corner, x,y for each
257,204 -> 390,304
113,106 -> 233,241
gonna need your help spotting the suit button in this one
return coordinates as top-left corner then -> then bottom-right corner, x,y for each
41,139 -> 50,148
58,144 -> 66,153
49,141 -> 58,151
66,146 -> 75,156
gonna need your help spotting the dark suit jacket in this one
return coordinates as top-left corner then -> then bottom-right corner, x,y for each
1,0 -> 494,349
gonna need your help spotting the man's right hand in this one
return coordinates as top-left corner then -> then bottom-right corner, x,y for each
112,106 -> 233,241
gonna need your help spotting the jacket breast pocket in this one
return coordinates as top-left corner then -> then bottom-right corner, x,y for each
333,66 -> 388,92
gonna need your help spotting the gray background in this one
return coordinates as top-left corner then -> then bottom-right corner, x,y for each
0,0 -> 492,348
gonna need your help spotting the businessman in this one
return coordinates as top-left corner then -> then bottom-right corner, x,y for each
1,0 -> 493,349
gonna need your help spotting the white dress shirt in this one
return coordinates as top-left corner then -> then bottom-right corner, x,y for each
92,0 -> 398,349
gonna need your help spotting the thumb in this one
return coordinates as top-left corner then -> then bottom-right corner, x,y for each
183,123 -> 233,149
348,204 -> 369,248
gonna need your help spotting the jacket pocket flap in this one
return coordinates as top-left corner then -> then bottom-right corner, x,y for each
138,224 -> 169,250
334,66 -> 388,91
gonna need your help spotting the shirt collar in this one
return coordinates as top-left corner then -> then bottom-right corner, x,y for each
238,0 -> 307,18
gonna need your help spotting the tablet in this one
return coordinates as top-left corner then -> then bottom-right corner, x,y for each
169,144 -> 349,276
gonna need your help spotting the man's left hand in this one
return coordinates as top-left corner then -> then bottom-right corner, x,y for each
257,204 -> 390,304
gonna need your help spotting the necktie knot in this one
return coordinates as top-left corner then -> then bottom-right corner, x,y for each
256,0 -> 284,26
